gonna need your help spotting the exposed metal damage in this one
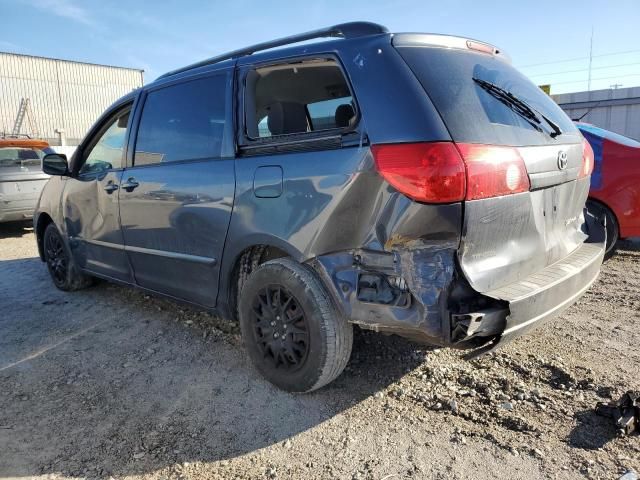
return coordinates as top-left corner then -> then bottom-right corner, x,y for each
312,203 -> 606,355
313,240 -> 504,348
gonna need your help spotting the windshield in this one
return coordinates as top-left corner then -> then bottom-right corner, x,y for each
0,147 -> 48,169
396,47 -> 581,146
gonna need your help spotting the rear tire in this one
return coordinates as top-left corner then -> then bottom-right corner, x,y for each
586,199 -> 619,260
43,223 -> 93,291
238,258 -> 353,392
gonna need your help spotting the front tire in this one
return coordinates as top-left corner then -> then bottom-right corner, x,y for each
43,223 -> 93,291
239,258 -> 353,392
586,200 -> 619,260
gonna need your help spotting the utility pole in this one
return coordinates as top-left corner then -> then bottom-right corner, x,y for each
587,26 -> 594,91
610,83 -> 623,90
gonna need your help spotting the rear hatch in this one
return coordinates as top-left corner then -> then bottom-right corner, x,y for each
0,146 -> 51,203
393,36 -> 592,293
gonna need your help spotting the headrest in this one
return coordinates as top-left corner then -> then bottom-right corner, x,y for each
335,103 -> 355,128
266,102 -> 308,135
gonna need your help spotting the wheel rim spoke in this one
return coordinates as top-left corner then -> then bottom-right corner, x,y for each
45,232 -> 67,284
251,285 -> 309,371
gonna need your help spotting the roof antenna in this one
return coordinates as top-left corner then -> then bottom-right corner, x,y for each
572,100 -> 601,122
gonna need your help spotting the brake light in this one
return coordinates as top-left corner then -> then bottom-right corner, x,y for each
371,142 -> 466,203
466,40 -> 496,55
372,142 -> 531,203
579,138 -> 594,178
456,144 -> 530,200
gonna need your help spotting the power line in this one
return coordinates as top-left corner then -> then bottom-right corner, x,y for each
548,72 -> 640,86
518,49 -> 640,69
528,61 -> 640,78
587,26 -> 594,91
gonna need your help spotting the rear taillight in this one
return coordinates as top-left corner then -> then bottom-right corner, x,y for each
579,138 -> 594,178
371,142 -> 466,203
372,142 -> 530,203
456,143 -> 530,200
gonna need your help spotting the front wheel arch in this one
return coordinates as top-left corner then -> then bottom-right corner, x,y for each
42,222 -> 93,291
35,213 -> 54,261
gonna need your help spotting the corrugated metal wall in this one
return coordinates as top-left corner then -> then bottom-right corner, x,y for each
0,52 -> 143,145
553,86 -> 640,141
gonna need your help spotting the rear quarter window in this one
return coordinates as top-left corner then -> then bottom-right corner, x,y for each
0,147 -> 47,169
396,47 -> 581,146
244,58 -> 356,140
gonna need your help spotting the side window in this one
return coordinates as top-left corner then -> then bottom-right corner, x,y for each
245,58 -> 356,139
134,74 -> 227,166
80,109 -> 129,174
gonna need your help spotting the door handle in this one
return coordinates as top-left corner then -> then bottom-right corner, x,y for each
121,177 -> 140,192
104,181 -> 119,194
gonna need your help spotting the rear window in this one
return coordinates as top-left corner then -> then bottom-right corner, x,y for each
396,47 -> 581,146
0,147 -> 50,169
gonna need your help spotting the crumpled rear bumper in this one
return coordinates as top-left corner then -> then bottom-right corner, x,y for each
312,208 -> 605,353
468,210 -> 606,356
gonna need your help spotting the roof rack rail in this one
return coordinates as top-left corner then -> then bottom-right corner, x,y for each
158,21 -> 388,80
0,132 -> 32,139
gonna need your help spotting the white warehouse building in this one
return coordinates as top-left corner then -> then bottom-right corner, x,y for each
0,51 -> 143,146
553,86 -> 640,141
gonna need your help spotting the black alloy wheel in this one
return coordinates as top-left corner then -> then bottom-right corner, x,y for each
251,285 -> 310,371
238,258 -> 353,392
42,223 -> 93,291
45,227 -> 69,288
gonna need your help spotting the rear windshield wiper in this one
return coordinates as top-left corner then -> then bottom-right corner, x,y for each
473,77 -> 562,138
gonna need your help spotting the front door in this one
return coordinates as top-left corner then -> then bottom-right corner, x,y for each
62,104 -> 133,282
118,71 -> 235,307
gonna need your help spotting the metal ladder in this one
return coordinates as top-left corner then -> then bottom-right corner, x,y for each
11,98 -> 39,137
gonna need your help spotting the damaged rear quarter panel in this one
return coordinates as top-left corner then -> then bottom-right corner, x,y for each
309,174 -> 462,344
224,144 -> 463,344
314,238 -> 460,346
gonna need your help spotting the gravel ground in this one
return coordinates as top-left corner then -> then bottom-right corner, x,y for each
0,221 -> 639,480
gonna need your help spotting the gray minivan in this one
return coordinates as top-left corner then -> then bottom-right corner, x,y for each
34,23 -> 606,392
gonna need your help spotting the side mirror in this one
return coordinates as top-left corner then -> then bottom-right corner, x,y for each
42,153 -> 69,176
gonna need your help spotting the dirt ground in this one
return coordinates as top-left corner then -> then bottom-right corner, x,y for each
1,221 -> 639,480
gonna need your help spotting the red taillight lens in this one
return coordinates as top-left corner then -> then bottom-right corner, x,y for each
579,138 -> 594,178
456,143 -> 530,200
372,142 -> 531,203
371,142 -> 466,203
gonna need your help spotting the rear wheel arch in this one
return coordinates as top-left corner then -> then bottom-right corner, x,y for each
227,243 -> 293,321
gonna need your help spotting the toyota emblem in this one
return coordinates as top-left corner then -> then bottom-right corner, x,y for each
557,151 -> 568,170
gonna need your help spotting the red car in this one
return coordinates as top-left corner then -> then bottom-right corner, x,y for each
577,123 -> 640,257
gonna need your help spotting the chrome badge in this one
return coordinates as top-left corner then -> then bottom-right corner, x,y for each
557,150 -> 568,170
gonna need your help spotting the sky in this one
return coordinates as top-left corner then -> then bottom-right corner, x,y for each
1,0 -> 639,94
